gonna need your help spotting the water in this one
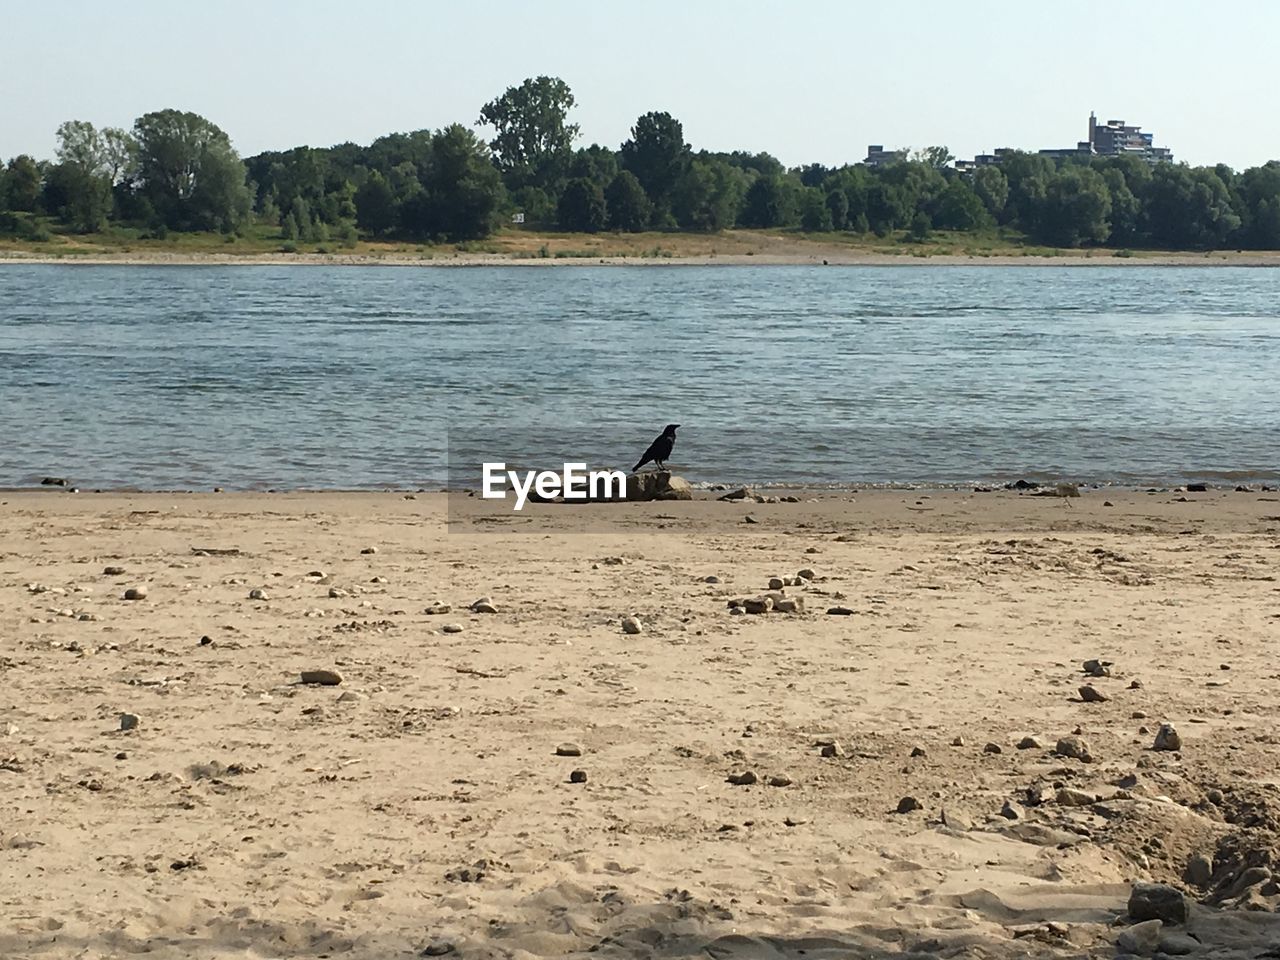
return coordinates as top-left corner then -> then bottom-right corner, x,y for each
1,263 -> 1277,490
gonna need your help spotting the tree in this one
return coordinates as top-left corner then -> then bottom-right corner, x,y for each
913,145 -> 955,170
970,166 -> 1008,219
908,211 -> 932,241
800,187 -> 834,231
355,170 -> 397,236
933,179 -> 988,231
825,188 -> 849,230
479,76 -> 579,192
605,170 -> 651,231
567,144 -> 618,189
1144,165 -> 1240,249
1035,166 -> 1111,247
557,177 -> 607,232
620,112 -> 689,210
399,125 -> 505,242
4,155 -> 41,212
132,109 -> 251,231
740,174 -> 797,228
52,120 -> 114,231
672,157 -> 744,231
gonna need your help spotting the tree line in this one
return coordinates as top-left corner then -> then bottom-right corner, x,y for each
4,76 -> 1280,250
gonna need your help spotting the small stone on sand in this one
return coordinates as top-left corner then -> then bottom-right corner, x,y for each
1055,735 -> 1094,762
1152,723 -> 1182,752
300,669 -> 343,686
569,769 -> 587,783
896,796 -> 923,814
103,565 -> 125,576
555,743 -> 582,757
119,713 -> 140,731
123,586 -> 147,601
442,623 -> 464,634
621,616 -> 642,634
727,770 -> 758,785
1079,684 -> 1109,702
249,588 -> 268,600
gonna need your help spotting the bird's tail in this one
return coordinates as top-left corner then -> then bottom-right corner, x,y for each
631,461 -> 643,473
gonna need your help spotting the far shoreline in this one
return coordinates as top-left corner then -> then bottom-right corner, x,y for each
4,249 -> 1280,267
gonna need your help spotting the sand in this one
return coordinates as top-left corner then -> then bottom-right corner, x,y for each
2,488 -> 1280,959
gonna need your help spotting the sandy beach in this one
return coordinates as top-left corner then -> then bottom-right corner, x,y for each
2,488 -> 1279,959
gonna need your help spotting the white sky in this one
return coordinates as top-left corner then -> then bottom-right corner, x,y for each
2,0 -> 1274,170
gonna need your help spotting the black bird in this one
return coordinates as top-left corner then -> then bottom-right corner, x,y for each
632,424 -> 679,473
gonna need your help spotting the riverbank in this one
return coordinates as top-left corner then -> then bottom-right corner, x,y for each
3,225 -> 1279,266
2,489 -> 1279,959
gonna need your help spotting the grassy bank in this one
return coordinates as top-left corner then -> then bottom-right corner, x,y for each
0,219 -> 1272,264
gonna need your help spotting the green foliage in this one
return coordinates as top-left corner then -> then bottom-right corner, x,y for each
971,166 -> 1008,218
511,186 -> 556,226
354,171 -> 397,236
132,109 -> 251,231
620,112 -> 689,207
1035,166 -> 1111,247
908,211 -> 932,241
0,211 -> 52,241
825,188 -> 849,231
1144,164 -> 1240,249
740,174 -> 798,228
913,145 -> 955,170
4,155 -> 41,212
672,158 -> 744,231
604,171 -> 651,232
933,179 -> 988,231
557,177 -> 607,232
800,187 -> 834,231
479,76 -> 579,192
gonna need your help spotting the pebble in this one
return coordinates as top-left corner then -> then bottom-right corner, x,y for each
1116,919 -> 1163,955
727,771 -> 758,785
1185,854 -> 1213,886
78,613 -> 97,622
119,712 -> 140,731
1082,658 -> 1112,677
1153,723 -> 1182,752
703,576 -> 720,584
797,568 -> 817,580
621,616 -> 643,635
951,736 -> 965,747
1000,799 -> 1023,820
1079,684 -> 1109,703
826,606 -> 854,616
1017,736 -> 1045,750
1159,932 -> 1199,956
199,635 -> 213,646
555,743 -> 583,757
768,577 -> 785,590
370,576 -> 388,584
470,599 -> 498,614
743,515 -> 758,524
328,586 -> 347,598
743,598 -> 772,615
773,598 -> 803,614
768,774 -> 793,787
422,939 -> 457,957
337,691 -> 368,703
896,796 -> 924,814
103,565 -> 125,576
1128,882 -> 1189,924
1057,787 -> 1097,807
361,547 -> 378,555
424,603 -> 451,615
300,670 -> 343,686
910,746 -> 927,758
249,588 -> 268,601
1129,679 -> 1144,689
1055,735 -> 1094,762
569,770 -> 587,783
442,623 -> 464,634
983,742 -> 1003,754
123,586 -> 148,601
819,742 -> 842,758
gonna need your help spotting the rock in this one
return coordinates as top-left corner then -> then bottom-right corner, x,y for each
1083,658 -> 1112,677
819,742 -> 842,758
369,576 -> 388,584
569,769 -> 587,783
718,487 -> 755,501
767,577 -> 785,590
249,588 -> 268,601
1000,799 -> 1022,820
1056,787 -> 1098,807
328,586 -> 347,598
1017,735 -> 1045,750
1186,482 -> 1207,493
300,669 -> 343,686
621,616 -> 643,635
1179,853 -> 1212,887
626,471 -> 693,502
773,598 -> 803,614
41,476 -> 69,486
1079,684 -> 1109,702
1128,882 -> 1189,925
442,623 -> 464,634
742,597 -> 772,615
199,635 -> 213,646
1130,679 -> 1144,689
983,742 -> 1003,754
797,568 -> 817,580
337,691 -> 367,702
703,575 -> 720,584
119,713 -> 140,732
826,606 -> 854,616
743,515 -> 758,524
424,603 -> 451,615
1055,735 -> 1094,762
361,546 -> 378,554
422,938 -> 457,957
729,607 -> 744,616
1158,932 -> 1199,956
555,743 -> 582,757
910,746 -> 927,758
123,586 -> 148,601
103,565 -> 125,576
896,796 -> 924,814
1116,919 -> 1164,956
952,736 -> 965,747
470,599 -> 498,614
1153,723 -> 1182,752
768,774 -> 793,787
727,770 -> 758,786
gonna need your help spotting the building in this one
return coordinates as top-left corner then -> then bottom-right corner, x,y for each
863,145 -> 907,167
1038,141 -> 1094,162
1087,113 -> 1173,163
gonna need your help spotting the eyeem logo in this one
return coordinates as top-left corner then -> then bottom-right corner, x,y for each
482,462 -> 628,511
